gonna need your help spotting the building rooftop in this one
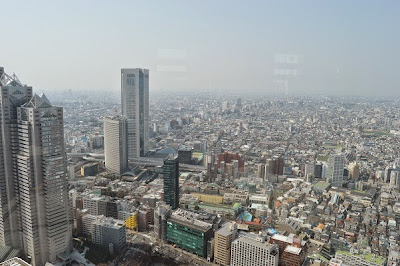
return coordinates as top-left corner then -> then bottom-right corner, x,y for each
216,222 -> 237,237
284,245 -> 302,255
0,257 -> 30,266
170,209 -> 213,232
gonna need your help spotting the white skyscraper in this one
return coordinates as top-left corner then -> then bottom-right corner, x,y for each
0,68 -> 72,266
121,68 -> 149,159
327,154 -> 345,187
104,116 -> 128,174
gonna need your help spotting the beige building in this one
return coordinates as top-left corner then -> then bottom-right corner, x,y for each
214,222 -> 237,265
104,116 -> 128,174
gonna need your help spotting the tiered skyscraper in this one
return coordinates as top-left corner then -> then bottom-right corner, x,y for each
121,68 -> 149,158
0,68 -> 72,265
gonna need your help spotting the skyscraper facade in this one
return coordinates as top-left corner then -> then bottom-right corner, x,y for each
327,154 -> 345,187
104,116 -> 128,174
163,156 -> 179,209
0,69 -> 33,249
121,68 -> 149,159
17,94 -> 72,265
0,69 -> 72,265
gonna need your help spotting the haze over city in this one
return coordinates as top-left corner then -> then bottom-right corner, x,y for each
2,1 -> 400,266
1,0 -> 399,96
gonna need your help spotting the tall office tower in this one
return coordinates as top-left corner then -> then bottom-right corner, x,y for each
0,70 -> 33,249
121,68 -> 149,159
230,232 -> 279,266
214,222 -> 237,266
163,156 -> 179,209
327,154 -> 345,187
17,93 -> 72,265
104,116 -> 128,175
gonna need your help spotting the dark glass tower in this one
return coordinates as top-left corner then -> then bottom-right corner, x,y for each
163,156 -> 179,209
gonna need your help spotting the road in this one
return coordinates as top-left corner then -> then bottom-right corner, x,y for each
67,153 -> 206,171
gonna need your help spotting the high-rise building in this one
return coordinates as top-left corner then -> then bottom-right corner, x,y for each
104,116 -> 128,174
214,222 -> 237,265
0,70 -> 32,249
1,69 -> 72,265
17,93 -> 73,265
327,154 -> 345,187
121,68 -> 149,159
230,232 -> 279,266
154,202 -> 172,242
163,156 -> 179,209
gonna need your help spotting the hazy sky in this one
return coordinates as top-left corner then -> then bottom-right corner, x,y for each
1,1 -> 399,96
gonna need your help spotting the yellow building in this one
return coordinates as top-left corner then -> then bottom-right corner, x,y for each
125,213 -> 138,230
192,193 -> 223,204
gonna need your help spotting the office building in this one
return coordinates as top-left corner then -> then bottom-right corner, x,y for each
163,156 -> 179,209
104,116 -> 128,174
327,154 -> 345,187
214,222 -> 237,265
16,93 -> 73,265
91,217 -> 126,251
0,69 -> 32,250
230,232 -> 279,266
178,145 -> 193,164
121,68 -> 149,158
1,70 -> 72,265
166,209 -> 213,258
154,202 -> 172,242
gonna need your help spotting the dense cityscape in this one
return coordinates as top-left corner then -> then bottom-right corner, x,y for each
0,65 -> 399,266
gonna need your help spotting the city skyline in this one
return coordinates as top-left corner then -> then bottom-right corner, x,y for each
1,1 -> 400,265
1,1 -> 399,96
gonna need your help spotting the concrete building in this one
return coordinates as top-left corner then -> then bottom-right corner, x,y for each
327,154 -> 345,187
154,202 -> 172,242
104,116 -> 128,174
0,69 -> 32,250
178,145 -> 193,164
214,222 -> 237,265
91,216 -> 126,251
16,92 -> 72,265
230,232 -> 279,266
121,68 -> 149,158
163,156 -> 179,209
348,162 -> 360,180
1,257 -> 30,266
